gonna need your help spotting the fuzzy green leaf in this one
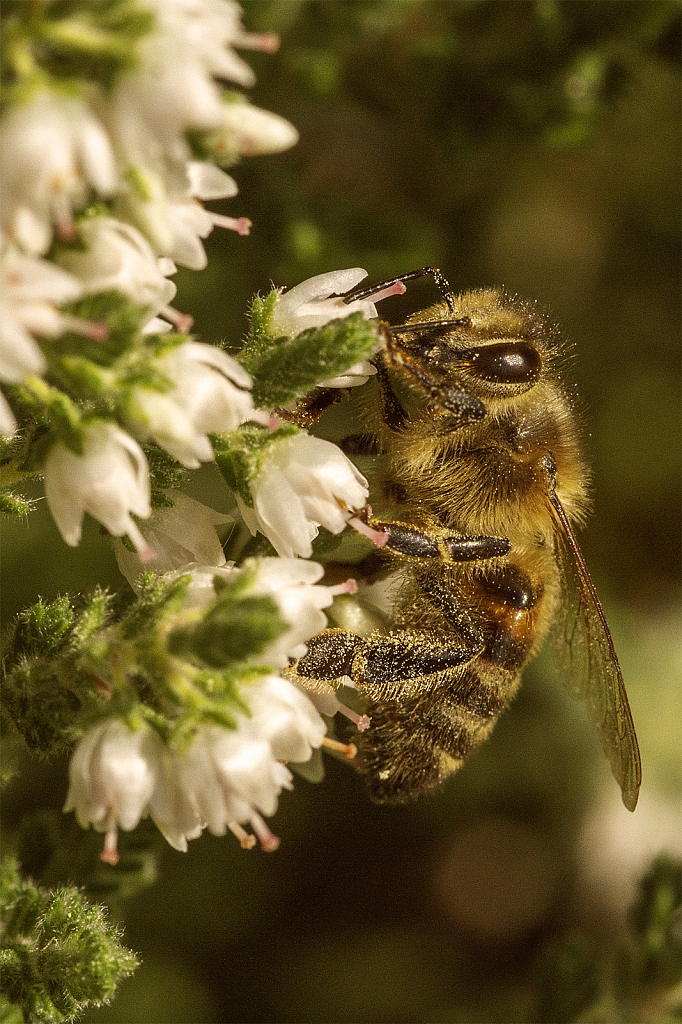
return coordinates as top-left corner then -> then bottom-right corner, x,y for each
241,312 -> 379,408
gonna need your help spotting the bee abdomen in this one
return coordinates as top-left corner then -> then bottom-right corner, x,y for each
473,564 -> 545,671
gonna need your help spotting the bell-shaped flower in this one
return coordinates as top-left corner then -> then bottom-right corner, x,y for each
0,89 -> 117,254
270,268 -> 408,388
142,0 -> 278,89
130,341 -> 260,469
271,268 -> 378,338
44,421 -> 152,556
175,724 -> 293,850
113,491 -> 233,590
120,161 -> 242,271
243,674 -> 327,764
237,431 -> 369,559
55,216 -> 177,315
63,717 -> 203,862
0,243 -> 86,382
64,718 -> 164,834
217,98 -> 299,159
234,556 -> 349,667
168,555 -> 354,666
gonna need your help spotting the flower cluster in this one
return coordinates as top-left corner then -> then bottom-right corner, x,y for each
0,0 -> 295,547
1,1 -> 402,859
64,675 -> 326,860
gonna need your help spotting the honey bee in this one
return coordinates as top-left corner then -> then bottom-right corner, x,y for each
284,268 -> 641,811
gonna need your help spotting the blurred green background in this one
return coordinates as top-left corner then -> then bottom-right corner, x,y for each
2,2 -> 680,1021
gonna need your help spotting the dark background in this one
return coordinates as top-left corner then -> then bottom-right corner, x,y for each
2,3 -> 680,1021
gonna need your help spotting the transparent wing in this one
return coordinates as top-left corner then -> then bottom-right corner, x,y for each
550,494 -> 641,811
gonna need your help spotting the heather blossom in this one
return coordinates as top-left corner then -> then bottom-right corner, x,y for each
129,341 -> 261,468
237,431 -> 370,559
44,421 -> 153,557
0,89 -> 118,254
271,267 -> 404,387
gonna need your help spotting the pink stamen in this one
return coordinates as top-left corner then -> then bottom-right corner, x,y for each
237,31 -> 280,53
100,820 -> 119,865
58,314 -> 109,342
338,705 -> 371,731
228,821 -> 257,850
160,305 -> 194,333
210,213 -> 252,236
370,281 -> 407,304
348,517 -> 388,548
126,521 -> 155,563
328,578 -> 358,597
52,193 -> 77,241
250,812 -> 280,852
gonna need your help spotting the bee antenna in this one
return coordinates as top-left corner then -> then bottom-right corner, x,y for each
343,267 -> 456,313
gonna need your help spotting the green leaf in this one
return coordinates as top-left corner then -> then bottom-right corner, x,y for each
241,312 -> 380,408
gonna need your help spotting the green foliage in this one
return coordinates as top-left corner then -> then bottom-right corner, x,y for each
167,587 -> 286,670
241,305 -> 380,408
535,855 -> 682,1023
212,422 -> 299,504
0,0 -> 154,96
0,859 -> 137,1024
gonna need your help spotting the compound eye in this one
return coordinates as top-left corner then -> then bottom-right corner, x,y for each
466,341 -> 542,384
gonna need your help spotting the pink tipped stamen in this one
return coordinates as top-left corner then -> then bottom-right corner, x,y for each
228,821 -> 257,850
58,314 -> 109,341
370,281 -> 407,304
250,812 -> 280,852
210,213 -> 252,236
348,517 -> 389,548
328,578 -> 358,597
338,705 -> 371,731
100,820 -> 119,865
237,31 -> 280,53
125,521 -> 155,563
52,193 -> 77,241
160,305 -> 194,333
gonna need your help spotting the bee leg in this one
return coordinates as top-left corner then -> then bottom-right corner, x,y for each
274,386 -> 346,426
379,322 -> 486,427
288,628 -> 482,704
366,518 -> 510,562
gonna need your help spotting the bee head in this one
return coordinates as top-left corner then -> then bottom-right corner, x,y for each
391,288 -> 553,405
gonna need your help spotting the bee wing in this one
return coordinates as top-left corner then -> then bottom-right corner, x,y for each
550,495 -> 641,812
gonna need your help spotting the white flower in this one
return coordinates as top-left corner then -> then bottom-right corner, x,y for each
271,268 -> 378,337
0,390 -> 16,436
174,679 -> 325,848
142,0 -> 272,89
271,268 -> 409,388
64,718 -> 163,833
54,216 -> 177,313
63,717 -> 202,862
238,432 -> 369,559
120,161 -> 241,271
130,341 -> 258,468
244,673 -> 327,763
170,555 -> 353,665
0,90 -> 117,254
235,557 -> 341,667
44,421 -> 152,555
106,31 -> 228,175
0,243 -> 85,382
216,98 -> 299,159
113,491 -> 233,589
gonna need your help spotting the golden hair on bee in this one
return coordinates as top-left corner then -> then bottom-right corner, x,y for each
283,268 -> 640,812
